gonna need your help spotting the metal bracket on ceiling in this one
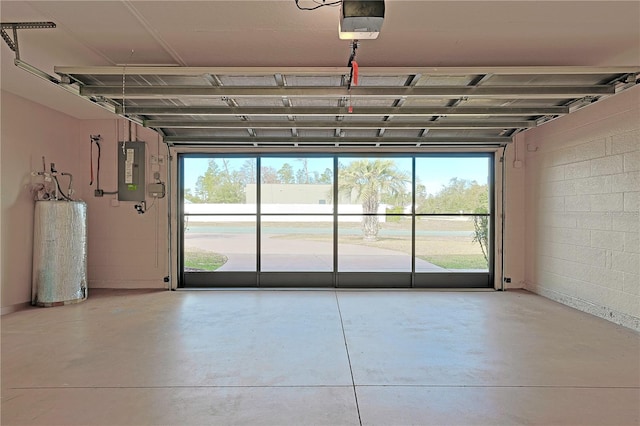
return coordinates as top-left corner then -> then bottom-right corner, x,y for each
1,21 -> 146,130
1,22 -> 61,85
617,72 -> 640,92
567,96 -> 598,113
162,136 -> 175,148
1,22 -> 56,60
536,115 -> 556,126
600,72 -> 640,94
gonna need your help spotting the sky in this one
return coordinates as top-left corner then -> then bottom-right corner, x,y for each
182,156 -> 490,195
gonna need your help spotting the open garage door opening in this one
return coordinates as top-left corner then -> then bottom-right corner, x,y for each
179,154 -> 494,288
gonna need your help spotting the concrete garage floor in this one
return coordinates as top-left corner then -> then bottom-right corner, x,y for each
1,289 -> 639,425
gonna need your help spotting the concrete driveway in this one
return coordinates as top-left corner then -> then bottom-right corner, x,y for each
184,232 -> 443,272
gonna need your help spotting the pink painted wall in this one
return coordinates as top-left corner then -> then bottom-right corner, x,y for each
1,91 -> 83,312
523,85 -> 640,330
1,92 -> 169,313
78,120 -> 169,289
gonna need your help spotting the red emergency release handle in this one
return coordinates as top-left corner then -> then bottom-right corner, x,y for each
352,60 -> 359,86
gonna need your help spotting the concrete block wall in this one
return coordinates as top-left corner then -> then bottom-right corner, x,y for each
523,86 -> 640,331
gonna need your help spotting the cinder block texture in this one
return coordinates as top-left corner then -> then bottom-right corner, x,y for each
524,87 -> 640,330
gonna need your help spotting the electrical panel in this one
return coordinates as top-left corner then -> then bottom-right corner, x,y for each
117,141 -> 146,201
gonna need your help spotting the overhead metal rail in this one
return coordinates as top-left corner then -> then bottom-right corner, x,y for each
1,23 -> 637,150
164,136 -> 514,145
59,65 -> 631,148
146,120 -> 535,129
79,85 -> 617,99
55,65 -> 640,76
114,106 -> 571,117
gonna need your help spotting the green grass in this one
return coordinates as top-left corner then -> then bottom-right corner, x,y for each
184,250 -> 228,271
419,254 -> 487,269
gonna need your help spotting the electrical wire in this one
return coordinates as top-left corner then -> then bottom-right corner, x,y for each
90,139 -> 94,186
61,173 -> 74,198
146,195 -> 157,211
295,0 -> 341,10
95,136 -> 101,189
90,135 -> 101,187
122,49 -> 135,156
90,135 -> 117,195
53,176 -> 73,201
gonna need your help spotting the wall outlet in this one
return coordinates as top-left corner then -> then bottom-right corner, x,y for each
504,277 -> 512,283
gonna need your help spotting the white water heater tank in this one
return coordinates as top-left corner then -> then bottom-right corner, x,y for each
32,201 -> 88,307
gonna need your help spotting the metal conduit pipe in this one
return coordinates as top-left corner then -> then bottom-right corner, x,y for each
500,145 -> 507,291
165,141 -> 173,290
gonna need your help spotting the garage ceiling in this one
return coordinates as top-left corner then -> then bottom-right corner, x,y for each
2,1 -> 639,148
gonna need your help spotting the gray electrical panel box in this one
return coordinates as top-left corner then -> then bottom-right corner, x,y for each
117,141 -> 146,201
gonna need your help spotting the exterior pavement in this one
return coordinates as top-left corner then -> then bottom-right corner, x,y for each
184,233 -> 444,272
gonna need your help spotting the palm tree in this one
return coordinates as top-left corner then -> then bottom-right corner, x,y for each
338,159 -> 410,241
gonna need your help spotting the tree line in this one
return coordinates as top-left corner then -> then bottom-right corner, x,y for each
187,159 -> 488,214
185,159 -> 489,259
185,159 -> 333,203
